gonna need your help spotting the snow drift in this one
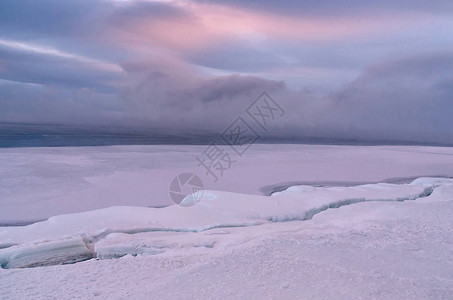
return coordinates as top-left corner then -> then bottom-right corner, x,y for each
0,177 -> 451,269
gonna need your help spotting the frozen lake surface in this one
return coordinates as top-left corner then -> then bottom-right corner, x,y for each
1,145 -> 453,299
1,144 -> 453,223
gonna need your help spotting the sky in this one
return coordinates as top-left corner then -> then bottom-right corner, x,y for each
0,0 -> 452,144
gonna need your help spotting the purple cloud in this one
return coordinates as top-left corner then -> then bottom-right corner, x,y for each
0,0 -> 452,144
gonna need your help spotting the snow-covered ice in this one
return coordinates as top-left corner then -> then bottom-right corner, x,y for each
1,144 -> 453,223
1,145 -> 453,299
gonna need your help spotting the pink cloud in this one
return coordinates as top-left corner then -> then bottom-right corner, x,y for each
109,1 -> 430,55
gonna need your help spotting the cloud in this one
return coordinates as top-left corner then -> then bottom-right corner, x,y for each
0,80 -> 125,126
0,0 -> 452,144
0,41 -> 123,91
0,0 -> 110,40
117,56 -> 285,130
113,51 -> 453,145
193,75 -> 285,103
193,0 -> 453,17
264,52 -> 453,144
323,52 -> 453,142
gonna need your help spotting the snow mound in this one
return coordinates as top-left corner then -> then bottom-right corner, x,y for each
0,237 -> 93,269
0,178 -> 448,268
410,177 -> 453,186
